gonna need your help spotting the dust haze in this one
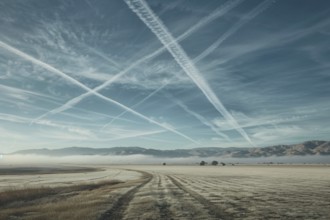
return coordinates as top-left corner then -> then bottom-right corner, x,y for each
1,154 -> 330,165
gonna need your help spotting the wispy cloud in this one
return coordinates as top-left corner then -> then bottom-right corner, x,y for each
0,84 -> 61,112
211,14 -> 330,68
31,0 -> 244,120
79,44 -> 122,70
0,113 -> 28,124
195,0 -> 275,62
99,129 -> 166,142
171,98 -> 231,142
0,40 -> 198,144
1,1 -> 329,151
124,0 -> 255,146
0,113 -> 94,138
0,112 -> 168,146
172,0 -> 246,42
103,78 -> 172,129
213,111 -> 309,132
96,0 -> 247,117
248,125 -> 324,145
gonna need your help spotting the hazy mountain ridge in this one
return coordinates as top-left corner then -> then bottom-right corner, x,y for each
11,141 -> 330,158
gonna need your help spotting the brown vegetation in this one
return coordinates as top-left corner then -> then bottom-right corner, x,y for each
1,165 -> 329,220
0,180 -> 128,220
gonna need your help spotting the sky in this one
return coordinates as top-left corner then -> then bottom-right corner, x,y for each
0,0 -> 330,153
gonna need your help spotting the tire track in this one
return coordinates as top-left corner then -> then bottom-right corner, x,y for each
153,174 -> 173,220
168,175 -> 229,220
100,169 -> 229,220
98,170 -> 152,220
122,173 -> 174,220
122,172 -> 222,220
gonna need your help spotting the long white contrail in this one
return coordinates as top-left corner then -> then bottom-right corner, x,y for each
127,0 -> 273,137
195,0 -> 275,62
173,99 -> 231,142
1,0 -> 244,144
83,45 -> 122,70
100,0 -> 245,128
172,0 -> 245,43
34,0 -> 244,122
124,0 -> 256,146
0,40 -> 198,144
33,62 -> 133,120
103,79 -> 172,129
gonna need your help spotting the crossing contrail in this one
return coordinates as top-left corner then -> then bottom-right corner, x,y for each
172,0 -> 245,43
117,0 -> 272,138
102,79 -> 171,129
173,99 -> 231,142
100,0 -> 245,128
124,0 -> 256,146
195,0 -> 275,62
0,40 -> 199,144
82,45 -> 122,70
33,0 -> 244,122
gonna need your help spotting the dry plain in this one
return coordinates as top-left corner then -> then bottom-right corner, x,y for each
0,164 -> 329,220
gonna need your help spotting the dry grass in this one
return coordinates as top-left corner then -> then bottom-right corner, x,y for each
162,165 -> 330,220
0,166 -> 100,175
1,165 -> 329,220
0,180 -> 126,220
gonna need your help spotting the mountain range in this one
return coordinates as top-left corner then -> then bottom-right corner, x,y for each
11,140 -> 330,158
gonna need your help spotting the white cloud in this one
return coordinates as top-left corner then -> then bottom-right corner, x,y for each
125,0 -> 255,146
251,125 -> 306,142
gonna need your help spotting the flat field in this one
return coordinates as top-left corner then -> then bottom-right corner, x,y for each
0,164 -> 329,220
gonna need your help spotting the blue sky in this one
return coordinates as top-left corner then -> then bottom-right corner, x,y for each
0,0 -> 329,153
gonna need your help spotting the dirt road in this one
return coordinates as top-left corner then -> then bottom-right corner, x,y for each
99,166 -> 330,220
100,171 -> 227,220
2,165 -> 328,219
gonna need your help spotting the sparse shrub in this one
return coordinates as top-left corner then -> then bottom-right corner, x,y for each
211,160 -> 218,166
200,161 -> 206,166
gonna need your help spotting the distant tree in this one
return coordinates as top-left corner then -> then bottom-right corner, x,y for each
220,162 -> 226,166
200,161 -> 206,166
163,162 -> 166,166
211,160 -> 218,166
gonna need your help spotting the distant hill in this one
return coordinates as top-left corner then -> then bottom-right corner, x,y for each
11,140 -> 330,158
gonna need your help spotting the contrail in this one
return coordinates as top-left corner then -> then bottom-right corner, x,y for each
173,99 -> 231,142
124,0 -> 256,146
0,113 -> 92,138
0,40 -> 198,144
195,0 -> 275,62
33,63 -> 132,121
101,0 -> 246,129
100,0 -> 245,128
173,0 -> 245,43
102,79 -> 172,129
83,45 -> 122,70
34,0 -> 244,122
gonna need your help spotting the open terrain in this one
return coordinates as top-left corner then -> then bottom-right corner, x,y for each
11,140 -> 330,158
0,164 -> 329,219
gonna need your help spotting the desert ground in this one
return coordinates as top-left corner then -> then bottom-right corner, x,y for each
0,164 -> 329,220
